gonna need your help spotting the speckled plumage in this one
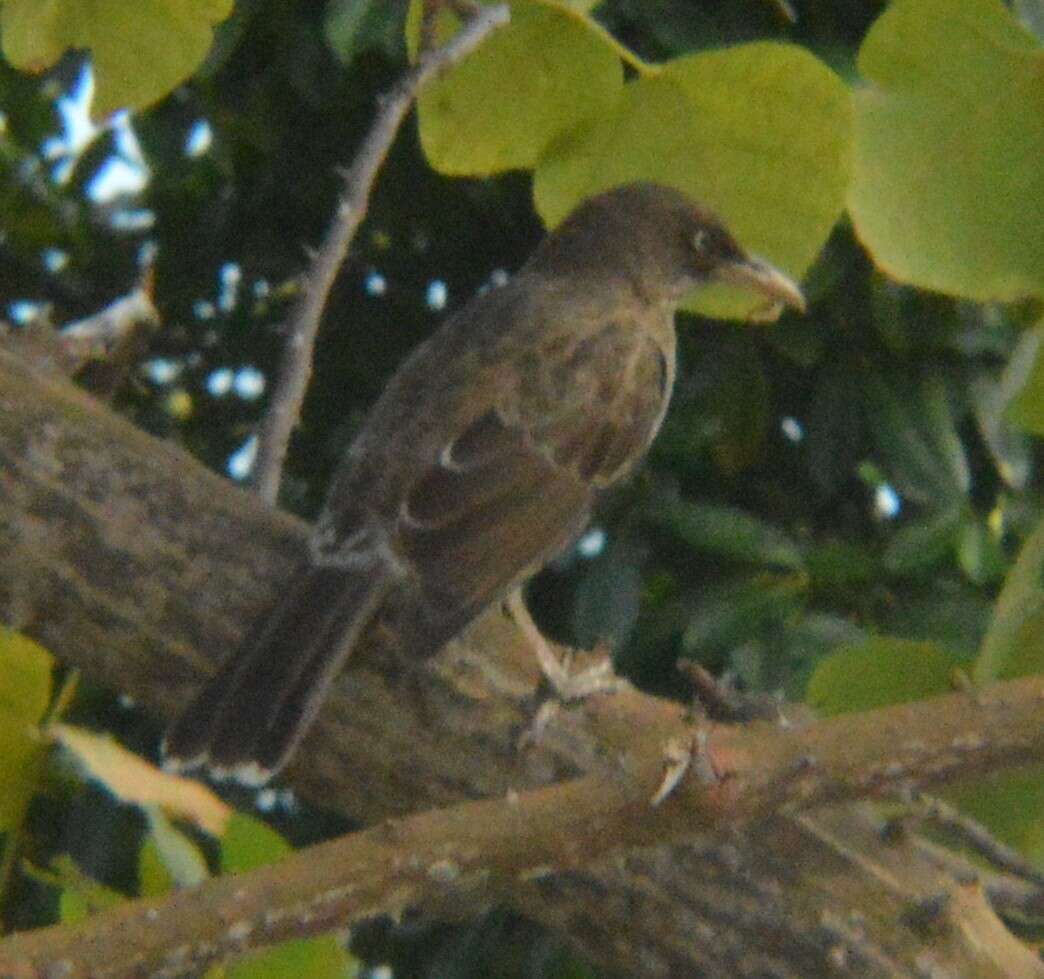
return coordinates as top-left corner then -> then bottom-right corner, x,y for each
163,183 -> 804,782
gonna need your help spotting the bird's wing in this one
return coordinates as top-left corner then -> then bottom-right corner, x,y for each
395,319 -> 670,639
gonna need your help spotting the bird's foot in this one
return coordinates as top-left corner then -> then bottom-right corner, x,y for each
505,589 -> 627,702
514,647 -> 630,751
534,643 -> 626,701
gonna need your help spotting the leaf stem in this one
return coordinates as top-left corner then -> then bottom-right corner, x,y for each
532,0 -> 660,76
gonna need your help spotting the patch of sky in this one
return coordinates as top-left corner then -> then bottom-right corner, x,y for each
365,270 -> 387,296
42,248 -> 69,273
207,368 -> 234,397
109,209 -> 156,232
218,262 -> 241,313
233,366 -> 265,400
144,358 -> 180,385
873,484 -> 901,520
40,62 -> 152,205
8,300 -> 45,325
227,434 -> 258,480
184,119 -> 213,158
426,279 -> 448,311
86,111 -> 150,203
780,416 -> 804,443
577,527 -> 607,559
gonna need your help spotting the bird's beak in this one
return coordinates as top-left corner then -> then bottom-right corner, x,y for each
714,257 -> 806,315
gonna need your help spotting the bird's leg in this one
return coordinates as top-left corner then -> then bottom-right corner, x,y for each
505,589 -> 625,700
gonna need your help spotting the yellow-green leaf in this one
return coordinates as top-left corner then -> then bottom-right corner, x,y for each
51,723 -> 231,836
974,511 -> 1044,682
49,854 -> 126,917
534,43 -> 852,319
220,813 -> 354,979
220,811 -> 290,873
144,807 -> 209,889
849,0 -> 1044,301
138,833 -> 177,898
806,637 -> 958,716
1,0 -> 234,115
413,0 -> 622,175
59,888 -> 90,924
0,628 -> 53,831
945,766 -> 1044,869
226,932 -> 355,979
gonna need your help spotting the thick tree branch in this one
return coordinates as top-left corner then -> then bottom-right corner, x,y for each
249,2 -> 510,503
0,345 -> 560,822
2,346 -> 1042,978
1,677 -> 1041,977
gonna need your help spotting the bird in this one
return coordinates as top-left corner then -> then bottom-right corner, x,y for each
162,182 -> 805,785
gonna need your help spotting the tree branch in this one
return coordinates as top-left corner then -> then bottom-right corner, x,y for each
249,2 -> 510,504
2,345 -> 1042,978
1,676 -> 1041,977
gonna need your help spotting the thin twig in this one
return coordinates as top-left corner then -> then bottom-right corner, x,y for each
249,3 -> 510,504
918,794 -> 1044,889
677,660 -> 786,723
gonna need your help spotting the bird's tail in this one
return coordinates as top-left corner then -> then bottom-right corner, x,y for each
161,560 -> 389,785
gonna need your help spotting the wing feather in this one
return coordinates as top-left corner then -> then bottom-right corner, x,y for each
395,321 -> 671,634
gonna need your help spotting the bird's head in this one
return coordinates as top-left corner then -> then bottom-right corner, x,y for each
536,182 -> 806,317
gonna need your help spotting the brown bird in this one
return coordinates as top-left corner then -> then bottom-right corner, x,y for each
162,182 -> 805,784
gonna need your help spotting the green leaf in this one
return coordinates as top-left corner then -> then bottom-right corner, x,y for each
806,637 -> 958,716
848,0 -> 1044,300
324,0 -> 404,63
0,628 -> 53,832
138,834 -> 176,898
534,42 -> 852,319
220,812 -> 291,873
683,576 -> 805,655
883,508 -> 962,575
227,938 -> 354,979
220,814 -> 355,979
48,855 -> 126,916
1015,0 -> 1044,40
955,513 -> 1007,586
59,888 -> 90,924
974,511 -> 1044,682
144,807 -> 209,889
0,0 -> 235,115
651,499 -> 804,571
1006,322 -> 1044,435
654,334 -> 769,475
877,581 -> 990,659
945,766 -> 1044,868
573,543 -> 643,652
863,371 -> 970,505
706,346 -> 769,475
412,0 -> 622,175
805,359 -> 865,496
970,361 -> 1034,491
805,540 -> 878,589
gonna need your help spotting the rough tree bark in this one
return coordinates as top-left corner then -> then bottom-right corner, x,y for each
1,346 -> 1042,978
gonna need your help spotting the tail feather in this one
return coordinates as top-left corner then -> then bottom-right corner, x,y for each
162,560 -> 389,783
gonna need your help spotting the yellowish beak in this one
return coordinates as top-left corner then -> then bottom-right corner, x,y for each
714,257 -> 807,315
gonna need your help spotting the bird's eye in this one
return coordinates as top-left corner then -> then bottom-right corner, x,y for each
692,229 -> 708,252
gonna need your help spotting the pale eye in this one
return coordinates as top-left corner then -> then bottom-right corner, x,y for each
692,229 -> 708,252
